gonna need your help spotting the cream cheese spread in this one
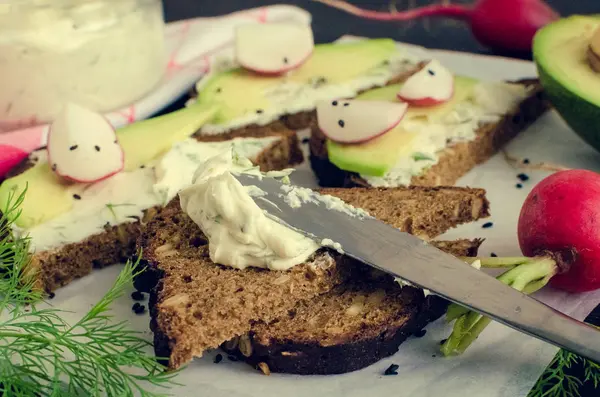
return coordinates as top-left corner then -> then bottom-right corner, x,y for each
179,150 -> 320,271
179,149 -> 374,270
279,184 -> 370,218
17,137 -> 279,253
362,82 -> 529,187
196,54 -> 419,135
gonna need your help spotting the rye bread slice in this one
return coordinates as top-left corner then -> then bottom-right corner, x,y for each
309,79 -> 550,187
7,129 -> 303,293
135,185 -> 490,370
223,239 -> 482,375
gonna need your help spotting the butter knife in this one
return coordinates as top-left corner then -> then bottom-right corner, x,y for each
235,173 -> 600,363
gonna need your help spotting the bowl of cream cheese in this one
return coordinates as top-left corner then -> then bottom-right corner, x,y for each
0,0 -> 166,124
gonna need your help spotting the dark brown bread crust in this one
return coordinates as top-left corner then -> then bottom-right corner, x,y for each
7,129 -> 303,293
309,79 -> 550,188
221,239 -> 482,375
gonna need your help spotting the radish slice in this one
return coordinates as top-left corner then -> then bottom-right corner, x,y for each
235,23 -> 314,75
47,103 -> 124,183
316,99 -> 408,144
397,60 -> 455,106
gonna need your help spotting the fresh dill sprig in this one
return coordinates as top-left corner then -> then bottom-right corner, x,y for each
528,348 -> 600,397
0,189 -> 178,396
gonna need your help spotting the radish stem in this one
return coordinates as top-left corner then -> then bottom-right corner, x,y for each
313,0 -> 473,22
441,256 -> 558,356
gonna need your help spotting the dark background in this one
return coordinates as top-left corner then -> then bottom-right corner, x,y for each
163,0 -> 598,57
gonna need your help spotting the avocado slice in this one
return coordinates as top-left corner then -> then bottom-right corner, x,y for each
195,69 -> 279,125
118,101 -> 219,171
328,125 -> 419,176
195,39 -> 399,126
287,39 -> 397,84
533,15 -> 600,151
0,161 -> 74,229
327,76 -> 478,176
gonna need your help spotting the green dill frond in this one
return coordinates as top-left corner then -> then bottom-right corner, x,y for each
528,349 -> 600,397
0,187 -> 179,396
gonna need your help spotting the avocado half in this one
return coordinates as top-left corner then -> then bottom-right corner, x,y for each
533,15 -> 600,152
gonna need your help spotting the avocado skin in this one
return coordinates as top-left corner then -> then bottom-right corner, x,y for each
533,16 -> 600,152
536,61 -> 600,152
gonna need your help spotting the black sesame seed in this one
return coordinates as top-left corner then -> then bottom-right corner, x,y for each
428,69 -> 435,76
69,145 -> 78,151
338,120 -> 345,128
94,145 -> 100,152
491,252 -> 498,257
516,183 -> 523,189
114,139 -> 118,144
482,222 -> 493,229
132,302 -> 141,310
214,354 -> 223,364
517,173 -> 529,182
256,109 -> 263,114
523,158 -> 530,164
440,338 -> 447,345
283,57 -> 289,64
432,354 -> 436,358
134,304 -> 146,315
48,292 -> 56,299
332,100 -> 338,106
131,291 -> 145,301
227,355 -> 239,362
51,164 -> 57,171
343,102 -> 350,107
384,364 -> 399,376
301,137 -> 310,144
140,165 -> 145,169
73,194 -> 81,200
413,329 -> 427,338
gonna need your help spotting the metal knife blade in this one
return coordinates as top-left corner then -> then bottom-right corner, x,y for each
235,173 -> 600,363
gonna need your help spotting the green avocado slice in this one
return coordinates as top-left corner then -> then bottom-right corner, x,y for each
0,161 -> 74,229
118,102 -> 219,171
195,39 -> 399,126
327,76 -> 478,176
533,15 -> 600,151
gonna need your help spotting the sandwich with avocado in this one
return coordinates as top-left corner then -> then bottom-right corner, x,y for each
188,23 -> 549,188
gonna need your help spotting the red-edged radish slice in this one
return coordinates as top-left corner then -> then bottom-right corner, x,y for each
317,99 -> 408,144
0,145 -> 29,178
47,103 -> 124,183
397,60 -> 454,106
235,23 -> 314,75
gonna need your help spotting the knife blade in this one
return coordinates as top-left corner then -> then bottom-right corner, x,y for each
235,173 -> 600,363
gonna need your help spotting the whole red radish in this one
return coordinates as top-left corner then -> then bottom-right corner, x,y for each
518,169 -> 600,292
470,0 -> 559,52
315,0 -> 559,52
